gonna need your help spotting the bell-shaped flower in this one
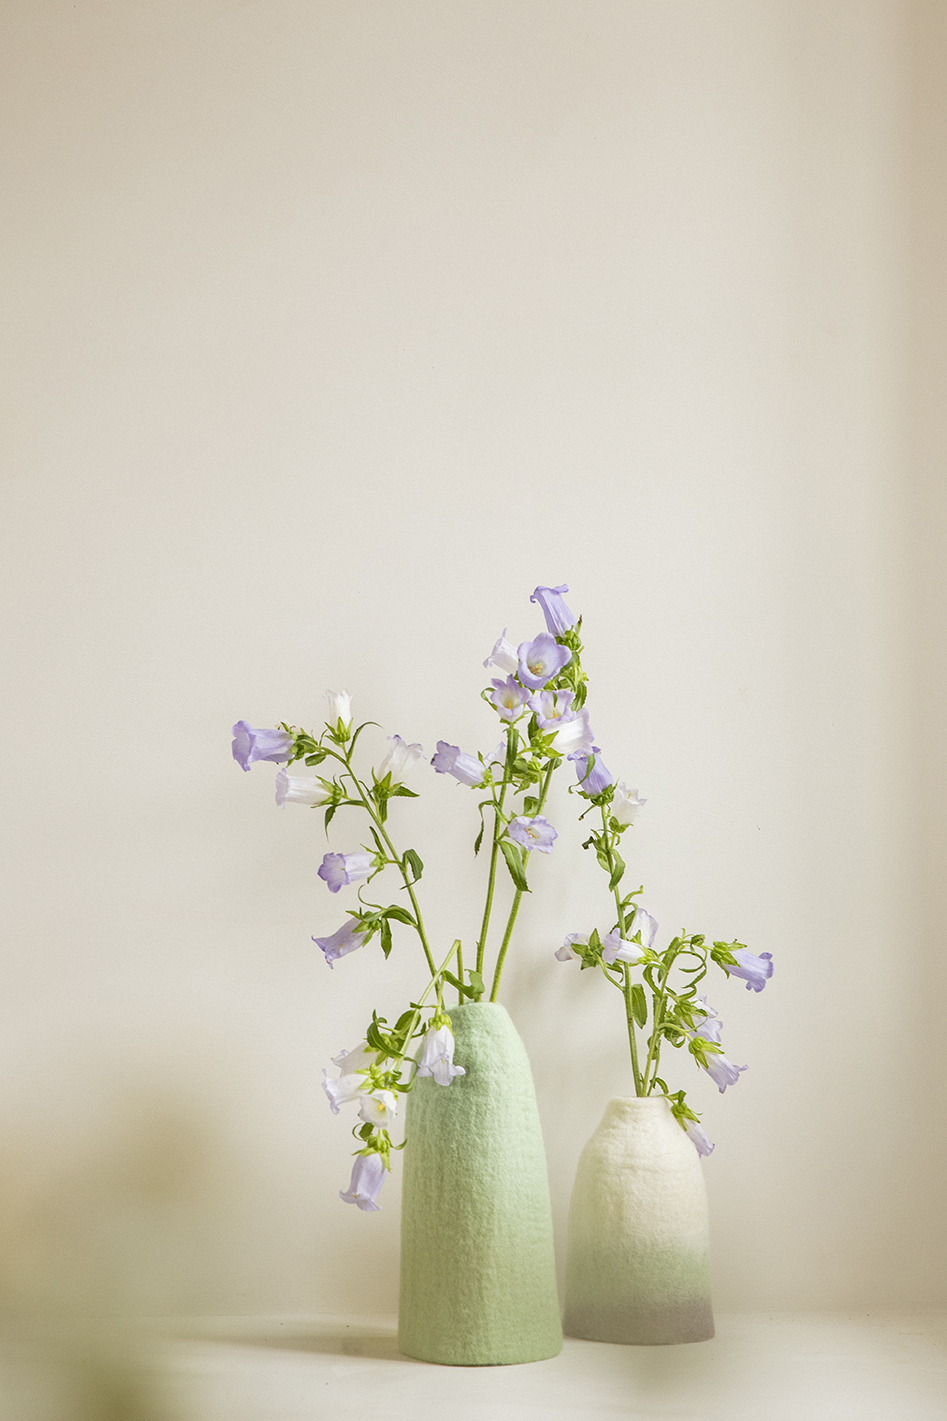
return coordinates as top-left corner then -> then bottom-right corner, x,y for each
555,932 -> 588,962
683,1118 -> 715,1156
357,1089 -> 398,1130
331,1041 -> 373,1074
483,630 -> 519,675
489,676 -> 531,722
317,851 -> 374,894
508,815 -> 557,854
431,741 -> 484,788
485,741 -> 507,772
416,1024 -> 466,1086
702,1052 -> 748,1094
321,1070 -> 366,1115
728,948 -> 774,992
601,930 -> 644,965
530,583 -> 576,635
612,783 -> 647,827
275,771 -> 331,808
528,688 -> 576,729
231,721 -> 294,772
325,690 -> 352,728
689,997 -> 723,1044
377,734 -> 424,784
630,905 -> 659,950
340,1151 -> 386,1212
550,709 -> 595,757
313,917 -> 369,968
572,751 -> 614,795
517,633 -> 572,690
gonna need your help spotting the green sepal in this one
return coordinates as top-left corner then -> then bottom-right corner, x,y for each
499,839 -> 530,893
630,983 -> 648,1028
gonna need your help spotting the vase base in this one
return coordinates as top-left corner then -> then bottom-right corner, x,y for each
397,1335 -> 564,1367
563,1299 -> 714,1347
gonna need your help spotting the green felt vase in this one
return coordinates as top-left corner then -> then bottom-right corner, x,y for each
398,1002 -> 563,1366
563,1096 -> 714,1345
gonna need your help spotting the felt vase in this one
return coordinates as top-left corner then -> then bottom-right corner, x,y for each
563,1095 -> 714,1345
398,1001 -> 563,1366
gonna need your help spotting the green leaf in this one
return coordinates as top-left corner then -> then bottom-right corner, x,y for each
473,820 -> 485,855
388,784 -> 420,799
631,983 -> 648,1028
466,969 -> 485,999
403,848 -> 424,883
523,796 -> 539,816
383,905 -> 416,926
499,839 -> 530,893
324,804 -> 337,833
608,853 -> 626,891
380,918 -> 393,959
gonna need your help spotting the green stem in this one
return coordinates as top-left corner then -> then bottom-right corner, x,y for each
455,940 -> 465,1005
488,759 -> 556,1002
600,804 -> 643,1095
640,953 -> 677,1094
475,726 -> 514,983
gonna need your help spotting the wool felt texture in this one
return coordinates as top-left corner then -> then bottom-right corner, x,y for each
398,1002 -> 563,1366
563,1096 -> 714,1345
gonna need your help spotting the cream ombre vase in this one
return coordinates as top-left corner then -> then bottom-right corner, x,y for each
563,1096 -> 714,1345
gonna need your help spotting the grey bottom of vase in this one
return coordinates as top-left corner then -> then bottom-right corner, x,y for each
563,1298 -> 715,1347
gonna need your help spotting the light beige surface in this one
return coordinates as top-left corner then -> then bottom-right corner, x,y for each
0,0 -> 944,1323
159,1313 -> 947,1421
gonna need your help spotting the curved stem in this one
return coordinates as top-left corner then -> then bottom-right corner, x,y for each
488,759 -> 556,1002
475,726 -> 515,982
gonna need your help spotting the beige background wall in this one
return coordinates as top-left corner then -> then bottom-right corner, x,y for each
1,0 -> 943,1317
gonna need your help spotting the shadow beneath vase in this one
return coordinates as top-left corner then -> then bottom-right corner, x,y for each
172,1317 -> 422,1364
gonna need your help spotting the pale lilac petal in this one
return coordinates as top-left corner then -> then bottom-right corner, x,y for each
728,949 -> 774,992
703,1054 -> 748,1094
572,752 -> 614,795
528,689 -> 576,728
601,930 -> 643,965
551,709 -> 595,757
276,771 -> 331,808
483,630 -> 519,675
317,852 -> 373,894
321,1070 -> 365,1115
630,905 -> 659,950
530,584 -> 576,635
232,721 -> 294,772
313,918 -> 369,967
378,734 -> 424,784
517,633 -> 572,690
431,741 -> 483,787
508,815 -> 557,854
340,1152 -> 386,1211
489,676 -> 531,722
683,1118 -> 715,1156
416,1025 -> 466,1086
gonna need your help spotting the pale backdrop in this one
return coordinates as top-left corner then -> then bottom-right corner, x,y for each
1,0 -> 944,1319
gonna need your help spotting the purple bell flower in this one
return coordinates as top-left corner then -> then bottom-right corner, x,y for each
483,630 -> 519,675
340,1151 -> 386,1212
683,1118 -> 715,1156
489,676 -> 531,722
630,904 -> 659,950
517,633 -> 572,690
601,930 -> 643,965
702,1053 -> 748,1094
728,948 -> 774,992
431,741 -> 483,788
571,751 -> 614,795
313,918 -> 369,968
508,815 -> 558,854
231,721 -> 294,772
550,709 -> 595,757
530,584 -> 576,635
416,1024 -> 466,1086
317,852 -> 374,894
689,997 -> 723,1044
527,689 -> 576,728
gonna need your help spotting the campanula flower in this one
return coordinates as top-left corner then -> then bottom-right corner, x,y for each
275,771 -> 331,808
483,631 -> 519,675
331,1042 -> 373,1074
683,1118 -> 715,1156
702,1052 -> 748,1094
357,1089 -> 398,1130
377,734 -> 424,784
321,1070 -> 366,1115
325,690 -> 352,727
517,632 -> 572,690
550,709 -> 595,757
317,852 -> 374,894
630,905 -> 659,950
508,816 -> 557,854
416,1024 -> 466,1086
572,751 -> 614,795
231,722 -> 294,772
601,930 -> 644,965
485,741 -> 507,771
431,741 -> 483,787
728,948 -> 774,992
313,918 -> 369,968
689,997 -> 723,1044
490,677 -> 531,722
555,932 -> 588,961
528,689 -> 576,728
612,783 -> 646,827
530,584 -> 576,635
340,1151 -> 386,1211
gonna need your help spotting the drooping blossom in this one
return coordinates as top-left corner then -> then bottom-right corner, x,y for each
357,1089 -> 398,1130
572,751 -> 614,795
275,771 -> 331,808
490,676 -> 531,722
683,1118 -> 715,1156
550,709 -> 596,757
331,1042 -> 374,1074
530,584 -> 576,635
702,1053 -> 748,1094
431,741 -> 483,788
483,631 -> 519,675
317,852 -> 374,894
325,690 -> 352,727
517,633 -> 572,691
528,689 -> 576,728
321,1070 -> 366,1115
313,918 -> 369,968
416,1024 -> 466,1086
630,905 -> 659,950
601,930 -> 644,966
727,948 -> 774,993
377,734 -> 424,784
340,1151 -> 386,1212
689,997 -> 723,1044
485,741 -> 507,772
231,721 -> 294,772
612,783 -> 647,827
555,932 -> 588,962
508,816 -> 558,854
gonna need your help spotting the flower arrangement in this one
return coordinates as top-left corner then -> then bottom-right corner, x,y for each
232,583 -> 771,1208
